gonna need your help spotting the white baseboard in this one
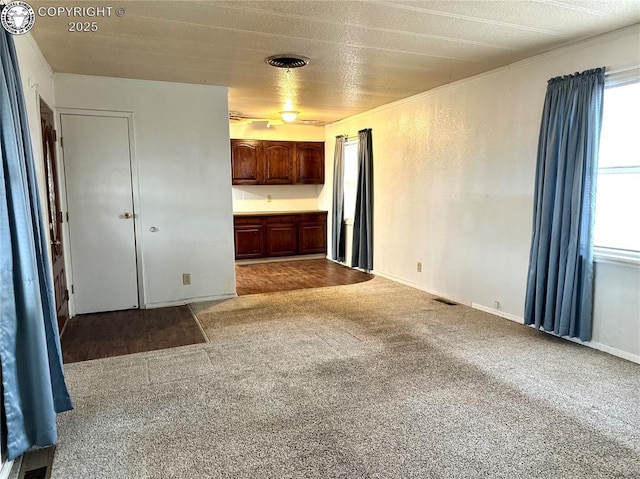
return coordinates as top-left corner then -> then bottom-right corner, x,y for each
145,292 -> 237,309
471,303 -> 525,324
0,459 -> 14,479
471,303 -> 640,364
372,270 -> 471,306
566,338 -> 640,364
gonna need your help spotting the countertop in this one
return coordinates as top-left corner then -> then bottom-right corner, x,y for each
233,210 -> 328,216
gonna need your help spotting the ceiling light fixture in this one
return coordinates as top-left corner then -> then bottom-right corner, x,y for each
266,54 -> 309,123
280,110 -> 299,123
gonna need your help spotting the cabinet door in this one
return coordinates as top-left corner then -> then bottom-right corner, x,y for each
234,220 -> 265,259
263,141 -> 293,184
231,140 -> 262,185
299,214 -> 327,254
266,217 -> 298,256
295,142 -> 325,184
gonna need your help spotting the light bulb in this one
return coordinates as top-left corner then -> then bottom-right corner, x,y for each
280,111 -> 299,122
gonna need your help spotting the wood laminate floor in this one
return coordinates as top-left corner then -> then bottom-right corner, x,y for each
61,306 -> 206,363
235,259 -> 373,295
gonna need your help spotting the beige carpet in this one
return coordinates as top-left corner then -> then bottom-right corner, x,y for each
48,277 -> 639,478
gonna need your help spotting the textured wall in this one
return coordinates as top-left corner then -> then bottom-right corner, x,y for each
322,26 -> 640,361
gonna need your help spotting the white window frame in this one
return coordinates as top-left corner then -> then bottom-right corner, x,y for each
593,67 -> 640,266
343,139 -> 359,225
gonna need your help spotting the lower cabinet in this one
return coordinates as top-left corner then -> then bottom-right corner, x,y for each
234,218 -> 265,259
299,214 -> 327,254
234,212 -> 327,260
266,216 -> 298,256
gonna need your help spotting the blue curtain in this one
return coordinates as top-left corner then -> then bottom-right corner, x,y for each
524,68 -> 605,341
352,129 -> 373,272
0,30 -> 73,460
331,136 -> 346,262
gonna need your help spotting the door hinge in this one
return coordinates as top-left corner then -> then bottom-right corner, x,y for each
53,129 -> 57,142
71,284 -> 74,294
64,289 -> 69,301
60,136 -> 63,148
66,212 -> 69,222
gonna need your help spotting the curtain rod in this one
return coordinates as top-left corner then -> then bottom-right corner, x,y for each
606,65 -> 639,76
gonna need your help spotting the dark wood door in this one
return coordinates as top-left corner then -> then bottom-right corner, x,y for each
299,213 -> 328,254
234,217 -> 266,259
263,141 -> 293,184
231,140 -> 262,184
266,216 -> 298,256
40,100 -> 69,333
295,142 -> 325,184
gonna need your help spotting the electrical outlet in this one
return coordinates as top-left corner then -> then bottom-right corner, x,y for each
182,273 -> 191,285
417,262 -> 422,273
267,195 -> 272,202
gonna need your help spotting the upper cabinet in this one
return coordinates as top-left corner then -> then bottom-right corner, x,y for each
263,141 -> 294,184
231,140 -> 262,184
231,139 -> 324,185
295,142 -> 325,184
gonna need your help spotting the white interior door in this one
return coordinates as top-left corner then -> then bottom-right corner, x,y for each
61,113 -> 139,314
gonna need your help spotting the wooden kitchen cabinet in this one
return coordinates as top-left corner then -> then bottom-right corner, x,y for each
299,213 -> 328,254
295,142 -> 325,184
266,215 -> 298,256
233,216 -> 266,259
233,212 -> 327,260
263,142 -> 294,184
230,140 -> 262,184
230,140 -> 324,185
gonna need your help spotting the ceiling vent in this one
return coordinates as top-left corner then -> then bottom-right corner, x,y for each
265,54 -> 309,69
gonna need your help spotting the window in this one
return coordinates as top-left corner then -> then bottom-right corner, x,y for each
343,140 -> 359,223
593,76 -> 640,258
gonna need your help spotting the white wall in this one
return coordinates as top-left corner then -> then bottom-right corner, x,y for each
54,74 -> 236,308
322,25 -> 640,362
230,122 -> 324,142
230,122 -> 325,213
592,261 -> 640,359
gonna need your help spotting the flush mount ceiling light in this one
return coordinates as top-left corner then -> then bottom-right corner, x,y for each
280,110 -> 299,123
266,54 -> 308,123
265,54 -> 310,69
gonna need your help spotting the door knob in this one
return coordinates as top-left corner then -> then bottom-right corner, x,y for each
50,240 -> 61,246
123,212 -> 132,219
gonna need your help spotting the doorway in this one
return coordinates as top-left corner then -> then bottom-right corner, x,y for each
40,99 -> 68,332
60,112 -> 141,314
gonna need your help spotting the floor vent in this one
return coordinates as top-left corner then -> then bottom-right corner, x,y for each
18,446 -> 55,479
23,467 -> 48,479
433,297 -> 457,306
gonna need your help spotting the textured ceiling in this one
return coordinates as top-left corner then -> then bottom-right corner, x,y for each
28,0 -> 640,123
